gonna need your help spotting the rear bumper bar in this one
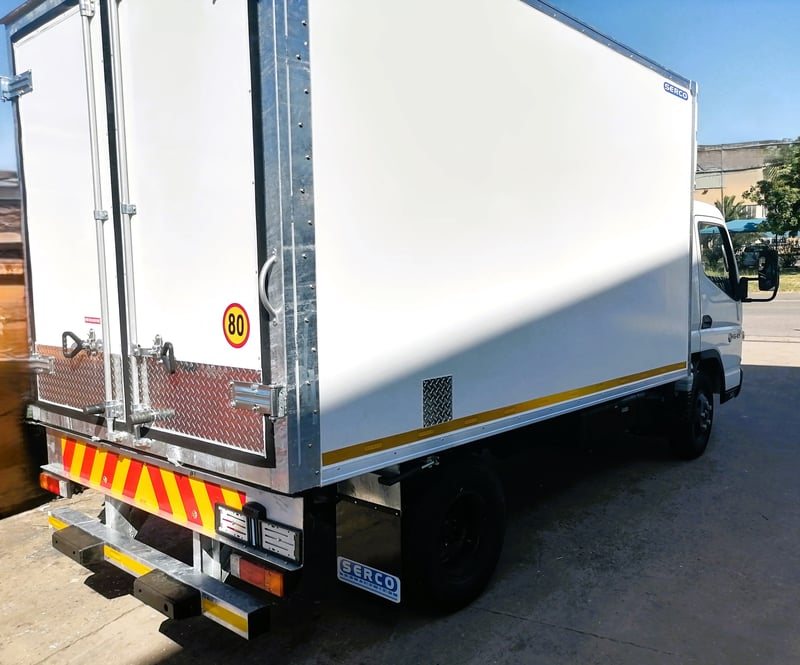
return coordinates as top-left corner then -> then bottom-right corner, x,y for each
49,506 -> 270,639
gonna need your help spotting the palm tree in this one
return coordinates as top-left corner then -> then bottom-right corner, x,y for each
714,195 -> 750,221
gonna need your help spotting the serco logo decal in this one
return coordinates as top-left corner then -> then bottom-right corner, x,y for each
664,81 -> 689,100
337,557 -> 401,603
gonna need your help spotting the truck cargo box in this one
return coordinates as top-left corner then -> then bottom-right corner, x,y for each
6,0 -> 697,494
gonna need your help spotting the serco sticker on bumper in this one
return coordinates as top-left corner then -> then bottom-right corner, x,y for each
59,437 -> 246,535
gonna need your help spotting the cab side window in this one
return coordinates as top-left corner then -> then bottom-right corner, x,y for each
698,222 -> 735,298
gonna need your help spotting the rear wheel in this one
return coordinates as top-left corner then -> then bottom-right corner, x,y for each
402,457 -> 505,611
669,372 -> 714,460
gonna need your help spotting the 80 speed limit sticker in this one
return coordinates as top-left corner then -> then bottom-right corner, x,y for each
222,303 -> 250,348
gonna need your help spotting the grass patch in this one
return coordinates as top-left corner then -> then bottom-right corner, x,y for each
739,268 -> 799,292
779,271 -> 800,293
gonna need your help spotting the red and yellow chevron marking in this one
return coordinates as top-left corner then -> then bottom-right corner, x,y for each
60,437 -> 247,536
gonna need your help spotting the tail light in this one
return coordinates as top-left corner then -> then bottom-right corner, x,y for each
39,472 -> 73,498
230,553 -> 285,598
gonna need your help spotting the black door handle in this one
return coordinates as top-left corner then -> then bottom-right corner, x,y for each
701,315 -> 713,329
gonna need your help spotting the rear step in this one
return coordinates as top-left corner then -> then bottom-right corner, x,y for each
49,506 -> 270,639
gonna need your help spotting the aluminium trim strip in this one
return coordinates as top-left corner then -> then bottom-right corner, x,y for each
2,0 -> 75,35
522,0 -> 693,89
323,361 -> 687,466
106,0 -> 142,419
254,0 -> 320,493
79,4 -> 114,409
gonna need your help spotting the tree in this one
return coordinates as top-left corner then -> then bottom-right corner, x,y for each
714,194 -> 749,221
743,140 -> 800,238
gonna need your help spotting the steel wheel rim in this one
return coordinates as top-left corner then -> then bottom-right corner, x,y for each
693,391 -> 713,440
439,491 -> 486,575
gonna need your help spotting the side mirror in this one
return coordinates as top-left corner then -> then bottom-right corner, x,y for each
757,248 -> 779,292
736,276 -> 749,301
741,247 -> 779,302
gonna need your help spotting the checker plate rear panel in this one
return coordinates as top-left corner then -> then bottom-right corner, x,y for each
36,345 -> 265,454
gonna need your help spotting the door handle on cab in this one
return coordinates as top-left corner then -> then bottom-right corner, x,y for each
701,315 -> 713,329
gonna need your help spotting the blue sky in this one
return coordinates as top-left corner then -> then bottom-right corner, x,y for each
0,0 -> 797,170
549,0 -> 800,145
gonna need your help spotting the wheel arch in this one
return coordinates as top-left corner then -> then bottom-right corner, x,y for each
693,350 -> 725,395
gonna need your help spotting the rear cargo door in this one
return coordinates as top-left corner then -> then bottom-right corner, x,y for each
11,4 -> 121,417
10,1 -> 271,459
108,0 -> 269,456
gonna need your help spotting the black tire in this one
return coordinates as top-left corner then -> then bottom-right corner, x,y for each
669,372 -> 714,460
402,457 -> 505,612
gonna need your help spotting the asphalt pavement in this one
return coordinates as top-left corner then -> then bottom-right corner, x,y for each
1,296 -> 799,664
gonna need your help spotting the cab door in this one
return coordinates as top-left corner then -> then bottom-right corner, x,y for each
694,217 -> 743,391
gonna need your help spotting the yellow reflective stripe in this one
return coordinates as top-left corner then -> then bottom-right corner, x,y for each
70,441 -> 86,478
89,449 -> 107,486
135,465 -> 159,513
322,362 -> 686,466
221,487 -> 243,511
160,469 -> 187,522
189,477 -> 214,528
48,515 -> 68,530
104,545 -> 152,576
110,457 -> 130,496
201,597 -> 248,636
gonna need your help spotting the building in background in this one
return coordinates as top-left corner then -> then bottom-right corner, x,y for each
0,169 -> 20,270
0,168 -> 44,517
695,139 -> 798,218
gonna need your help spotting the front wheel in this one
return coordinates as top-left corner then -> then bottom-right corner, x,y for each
402,457 -> 505,612
669,372 -> 714,460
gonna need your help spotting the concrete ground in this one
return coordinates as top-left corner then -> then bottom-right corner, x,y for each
1,297 -> 798,664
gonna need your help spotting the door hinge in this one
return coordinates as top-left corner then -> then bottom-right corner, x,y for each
0,71 -> 33,102
79,0 -> 96,17
28,353 -> 56,374
0,353 -> 55,374
229,382 -> 285,417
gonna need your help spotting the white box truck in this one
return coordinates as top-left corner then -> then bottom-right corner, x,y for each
1,0 -> 778,638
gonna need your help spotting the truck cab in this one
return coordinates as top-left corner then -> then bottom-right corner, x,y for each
668,201 -> 779,462
692,201 -> 779,401
693,201 -> 745,400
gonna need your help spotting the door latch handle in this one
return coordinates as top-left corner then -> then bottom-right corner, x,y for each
701,315 -> 713,329
62,329 -> 102,358
159,341 -> 177,375
134,335 -> 177,375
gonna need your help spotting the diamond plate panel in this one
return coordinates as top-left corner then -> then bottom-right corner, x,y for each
423,375 -> 453,427
37,344 -> 105,410
142,358 -> 265,455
